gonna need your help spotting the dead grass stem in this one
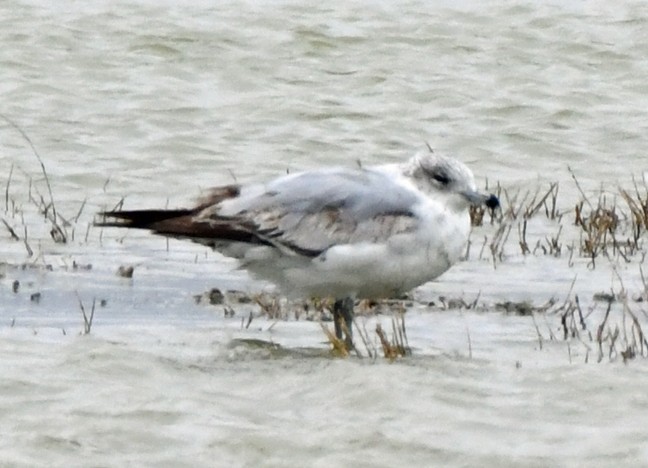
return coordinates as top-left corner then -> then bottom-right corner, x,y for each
76,292 -> 96,335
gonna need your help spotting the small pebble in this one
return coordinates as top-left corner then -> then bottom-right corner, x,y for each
117,265 -> 134,278
208,288 -> 225,305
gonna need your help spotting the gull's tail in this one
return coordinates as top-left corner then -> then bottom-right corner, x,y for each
95,208 -> 215,238
95,207 -> 262,247
95,185 -> 271,248
96,209 -> 194,230
95,184 -> 256,244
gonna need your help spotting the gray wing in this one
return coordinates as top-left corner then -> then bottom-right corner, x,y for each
199,167 -> 422,256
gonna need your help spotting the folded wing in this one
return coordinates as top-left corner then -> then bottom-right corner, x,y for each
97,168 -> 423,257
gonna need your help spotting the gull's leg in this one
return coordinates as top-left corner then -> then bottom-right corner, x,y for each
333,297 -> 355,349
333,299 -> 344,341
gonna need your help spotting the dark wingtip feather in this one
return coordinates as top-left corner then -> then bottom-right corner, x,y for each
94,209 -> 194,230
95,185 -> 241,230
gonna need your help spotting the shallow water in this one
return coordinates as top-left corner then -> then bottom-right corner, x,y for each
2,1 -> 648,466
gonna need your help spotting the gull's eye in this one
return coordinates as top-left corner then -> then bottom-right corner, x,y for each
432,171 -> 450,185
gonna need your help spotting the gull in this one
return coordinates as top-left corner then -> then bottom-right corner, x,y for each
97,148 -> 499,349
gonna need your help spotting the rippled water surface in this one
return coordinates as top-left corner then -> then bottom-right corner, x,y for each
2,1 -> 648,466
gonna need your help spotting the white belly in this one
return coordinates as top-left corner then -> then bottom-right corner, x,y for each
240,207 -> 471,299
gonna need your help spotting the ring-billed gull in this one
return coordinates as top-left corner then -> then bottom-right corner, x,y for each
97,148 -> 499,349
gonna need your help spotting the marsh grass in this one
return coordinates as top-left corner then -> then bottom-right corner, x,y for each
517,285 -> 648,364
76,293 -> 96,335
375,311 -> 411,360
465,172 -> 648,273
1,115 -> 68,244
320,322 -> 350,357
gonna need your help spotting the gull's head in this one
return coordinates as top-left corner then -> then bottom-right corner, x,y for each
406,150 -> 500,211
